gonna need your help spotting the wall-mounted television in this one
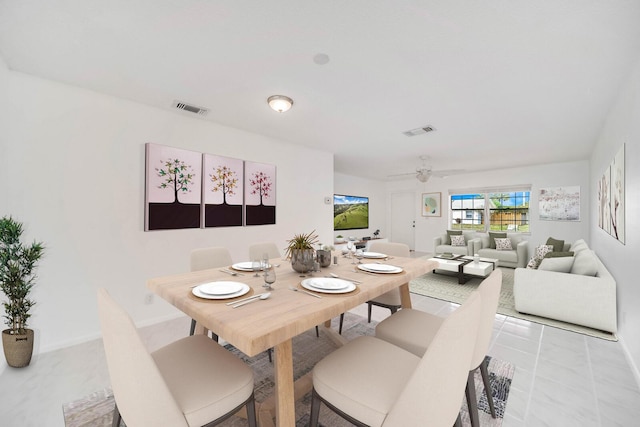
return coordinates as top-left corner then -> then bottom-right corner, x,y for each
334,194 -> 369,230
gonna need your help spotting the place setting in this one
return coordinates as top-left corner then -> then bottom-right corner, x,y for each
300,277 -> 358,294
191,281 -> 251,300
360,251 -> 388,259
356,263 -> 404,274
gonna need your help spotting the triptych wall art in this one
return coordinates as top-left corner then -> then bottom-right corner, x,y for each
145,143 -> 276,231
597,144 -> 625,244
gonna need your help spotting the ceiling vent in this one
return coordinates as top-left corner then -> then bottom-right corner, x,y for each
402,125 -> 435,137
172,100 -> 209,116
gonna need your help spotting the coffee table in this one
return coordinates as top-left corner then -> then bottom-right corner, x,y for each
429,254 -> 498,284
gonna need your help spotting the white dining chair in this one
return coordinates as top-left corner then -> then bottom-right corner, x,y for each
375,269 -> 503,426
189,247 -> 234,337
248,242 -> 281,261
309,290 -> 482,427
97,288 -> 257,427
365,241 -> 411,321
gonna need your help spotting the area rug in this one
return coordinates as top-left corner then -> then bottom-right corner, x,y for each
62,315 -> 514,427
410,266 -> 617,341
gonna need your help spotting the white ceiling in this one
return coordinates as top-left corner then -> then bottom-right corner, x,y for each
2,1 -> 640,181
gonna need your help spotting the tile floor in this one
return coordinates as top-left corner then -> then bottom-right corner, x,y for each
2,283 -> 639,426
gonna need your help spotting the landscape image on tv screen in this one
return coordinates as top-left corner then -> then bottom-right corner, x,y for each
334,194 -> 369,230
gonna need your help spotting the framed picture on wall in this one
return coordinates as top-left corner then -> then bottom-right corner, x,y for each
145,143 -> 202,231
422,192 -> 441,217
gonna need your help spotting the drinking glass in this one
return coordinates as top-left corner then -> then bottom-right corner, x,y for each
346,241 -> 354,259
355,249 -> 364,264
263,267 -> 276,289
252,259 -> 261,277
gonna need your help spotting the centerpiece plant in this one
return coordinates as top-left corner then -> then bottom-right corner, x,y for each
0,216 -> 45,367
285,230 -> 319,274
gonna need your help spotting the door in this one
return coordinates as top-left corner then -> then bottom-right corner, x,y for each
390,192 -> 416,250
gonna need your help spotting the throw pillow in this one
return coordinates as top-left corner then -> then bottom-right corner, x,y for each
546,237 -> 565,253
539,257 -> 574,273
488,231 -> 507,249
570,250 -> 598,276
495,238 -> 513,251
446,230 -> 462,245
544,251 -> 574,258
525,244 -> 554,269
450,235 -> 466,246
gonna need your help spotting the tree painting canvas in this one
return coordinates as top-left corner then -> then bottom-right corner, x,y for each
145,143 -> 202,230
203,154 -> 244,227
610,144 -> 625,244
245,161 -> 276,225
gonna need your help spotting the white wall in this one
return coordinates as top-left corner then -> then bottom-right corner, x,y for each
2,70 -> 334,354
333,172 -> 386,241
590,55 -> 640,379
385,161 -> 591,254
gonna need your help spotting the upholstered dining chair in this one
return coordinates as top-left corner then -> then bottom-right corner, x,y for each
375,269 -> 503,427
189,247 -> 234,336
97,288 -> 257,427
309,290 -> 482,427
248,242 -> 281,261
365,241 -> 411,321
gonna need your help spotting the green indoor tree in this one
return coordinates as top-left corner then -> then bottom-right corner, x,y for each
0,216 -> 45,334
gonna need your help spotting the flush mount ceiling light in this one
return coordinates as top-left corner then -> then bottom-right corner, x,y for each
267,95 -> 293,113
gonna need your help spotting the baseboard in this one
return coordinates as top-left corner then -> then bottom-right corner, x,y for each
618,334 -> 640,391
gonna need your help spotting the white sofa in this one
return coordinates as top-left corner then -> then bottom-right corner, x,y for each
513,240 -> 617,333
475,232 -> 528,268
433,230 -> 479,256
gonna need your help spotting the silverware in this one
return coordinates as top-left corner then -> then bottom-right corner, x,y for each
220,269 -> 243,276
289,286 -> 322,299
225,293 -> 265,306
232,292 -> 270,308
328,272 -> 362,284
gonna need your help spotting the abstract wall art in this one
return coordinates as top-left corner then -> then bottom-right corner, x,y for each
422,192 -> 441,217
598,144 -> 625,244
538,186 -> 580,221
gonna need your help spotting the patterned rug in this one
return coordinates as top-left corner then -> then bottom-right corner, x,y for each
62,315 -> 514,427
410,266 -> 617,341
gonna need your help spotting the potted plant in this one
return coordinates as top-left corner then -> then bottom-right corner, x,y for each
285,230 -> 319,274
0,216 -> 44,368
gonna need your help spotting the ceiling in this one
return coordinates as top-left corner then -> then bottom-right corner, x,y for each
2,1 -> 640,181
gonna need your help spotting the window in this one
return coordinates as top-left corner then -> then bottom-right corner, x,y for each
450,187 -> 530,232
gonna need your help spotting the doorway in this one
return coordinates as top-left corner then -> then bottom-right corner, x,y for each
390,192 -> 416,250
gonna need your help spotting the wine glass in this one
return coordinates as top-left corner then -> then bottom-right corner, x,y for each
355,249 -> 364,264
346,240 -> 354,259
263,267 -> 276,289
252,259 -> 261,277
350,244 -> 358,264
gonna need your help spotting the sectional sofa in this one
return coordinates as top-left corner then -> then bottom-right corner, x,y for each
513,239 -> 617,333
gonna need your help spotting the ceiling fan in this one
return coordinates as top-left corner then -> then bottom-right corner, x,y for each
387,155 -> 465,183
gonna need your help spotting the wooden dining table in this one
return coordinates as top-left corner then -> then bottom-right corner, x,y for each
147,254 -> 436,427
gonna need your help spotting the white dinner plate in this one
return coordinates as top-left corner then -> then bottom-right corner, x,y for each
362,251 -> 387,259
302,277 -> 350,290
301,278 -> 356,294
198,281 -> 243,296
231,262 -> 270,271
358,263 -> 403,274
192,283 -> 250,300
